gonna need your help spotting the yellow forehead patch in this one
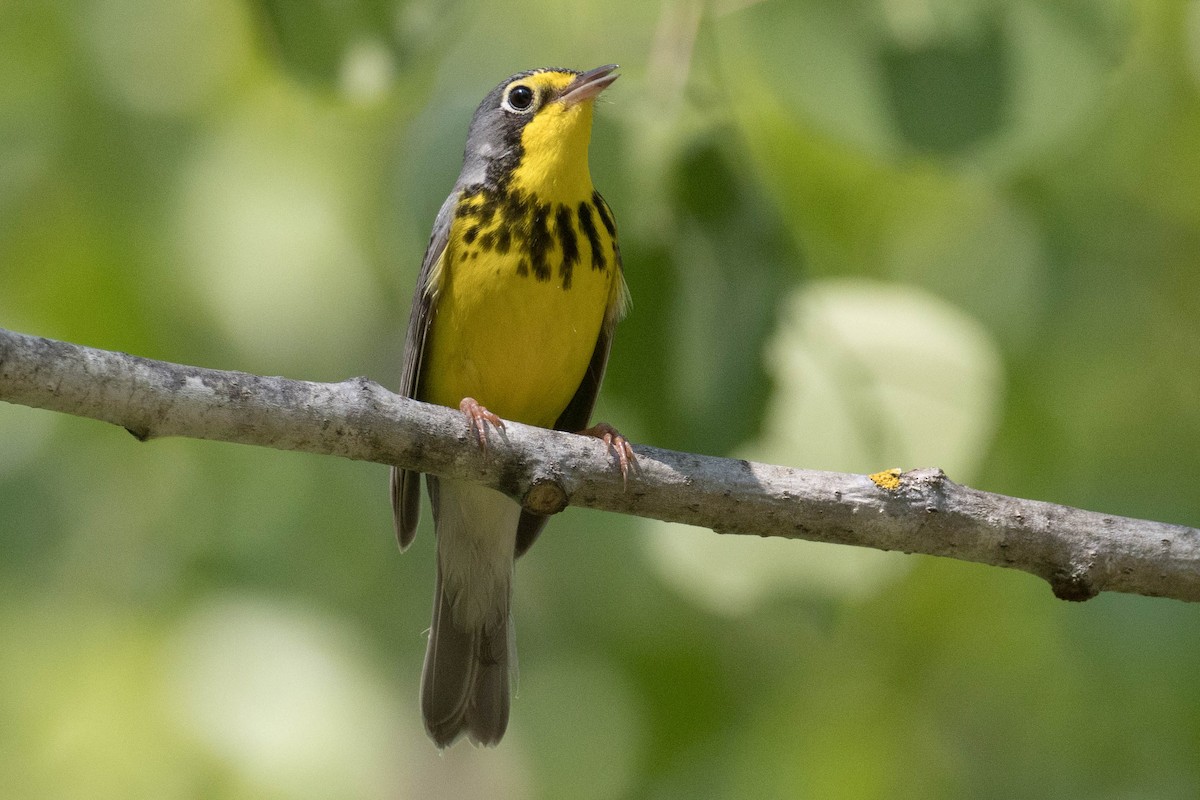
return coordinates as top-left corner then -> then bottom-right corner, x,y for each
510,70 -> 577,99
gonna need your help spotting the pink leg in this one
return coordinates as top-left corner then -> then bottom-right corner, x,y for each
459,397 -> 504,449
580,421 -> 636,484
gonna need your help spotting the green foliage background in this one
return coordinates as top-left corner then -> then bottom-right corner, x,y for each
3,0 -> 1200,797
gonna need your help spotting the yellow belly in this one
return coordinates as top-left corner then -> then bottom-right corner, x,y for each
421,239 -> 613,429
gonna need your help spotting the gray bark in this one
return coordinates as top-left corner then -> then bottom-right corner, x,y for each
2,326 -> 1198,603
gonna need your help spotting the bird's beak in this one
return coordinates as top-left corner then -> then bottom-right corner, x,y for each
559,64 -> 619,107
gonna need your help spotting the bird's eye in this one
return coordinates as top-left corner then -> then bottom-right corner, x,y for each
504,84 -> 535,112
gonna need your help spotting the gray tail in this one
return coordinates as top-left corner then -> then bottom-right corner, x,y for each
420,563 -> 510,748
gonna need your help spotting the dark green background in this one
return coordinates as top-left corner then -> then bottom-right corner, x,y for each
3,1 -> 1199,797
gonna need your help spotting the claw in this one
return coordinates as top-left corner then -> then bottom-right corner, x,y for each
459,397 -> 504,449
581,422 -> 635,486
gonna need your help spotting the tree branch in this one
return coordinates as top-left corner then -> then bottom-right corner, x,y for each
2,326 -> 1197,603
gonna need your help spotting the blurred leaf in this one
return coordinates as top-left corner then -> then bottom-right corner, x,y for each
880,16 -> 1009,154
250,0 -> 400,85
756,278 -> 1004,477
660,136 -> 799,452
165,595 -> 405,796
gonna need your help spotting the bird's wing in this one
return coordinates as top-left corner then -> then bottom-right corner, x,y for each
391,192 -> 457,549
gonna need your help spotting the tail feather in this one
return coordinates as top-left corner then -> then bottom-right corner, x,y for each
421,565 -> 510,747
421,477 -> 516,748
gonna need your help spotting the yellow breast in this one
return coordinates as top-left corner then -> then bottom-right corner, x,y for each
420,186 -> 621,428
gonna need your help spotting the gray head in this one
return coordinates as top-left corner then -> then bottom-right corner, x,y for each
457,65 -> 619,190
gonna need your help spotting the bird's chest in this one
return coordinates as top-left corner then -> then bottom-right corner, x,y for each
421,188 -> 617,427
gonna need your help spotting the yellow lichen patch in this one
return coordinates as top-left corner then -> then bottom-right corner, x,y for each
869,468 -> 903,491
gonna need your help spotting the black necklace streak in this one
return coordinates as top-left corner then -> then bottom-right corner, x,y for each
456,185 -> 614,288
592,190 -> 622,268
528,201 -> 552,281
576,201 -> 605,272
555,205 -> 579,289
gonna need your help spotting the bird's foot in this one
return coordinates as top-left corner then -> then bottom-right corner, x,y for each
580,422 -> 636,486
460,397 -> 504,449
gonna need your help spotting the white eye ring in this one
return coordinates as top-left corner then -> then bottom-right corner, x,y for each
502,84 -> 537,113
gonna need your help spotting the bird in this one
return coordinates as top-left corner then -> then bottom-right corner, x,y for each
390,65 -> 632,748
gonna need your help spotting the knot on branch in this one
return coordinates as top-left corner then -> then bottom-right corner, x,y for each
522,478 -> 569,516
1050,568 -> 1099,602
125,426 -> 152,442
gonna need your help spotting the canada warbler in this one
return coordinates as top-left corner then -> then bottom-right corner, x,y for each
390,65 -> 632,748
